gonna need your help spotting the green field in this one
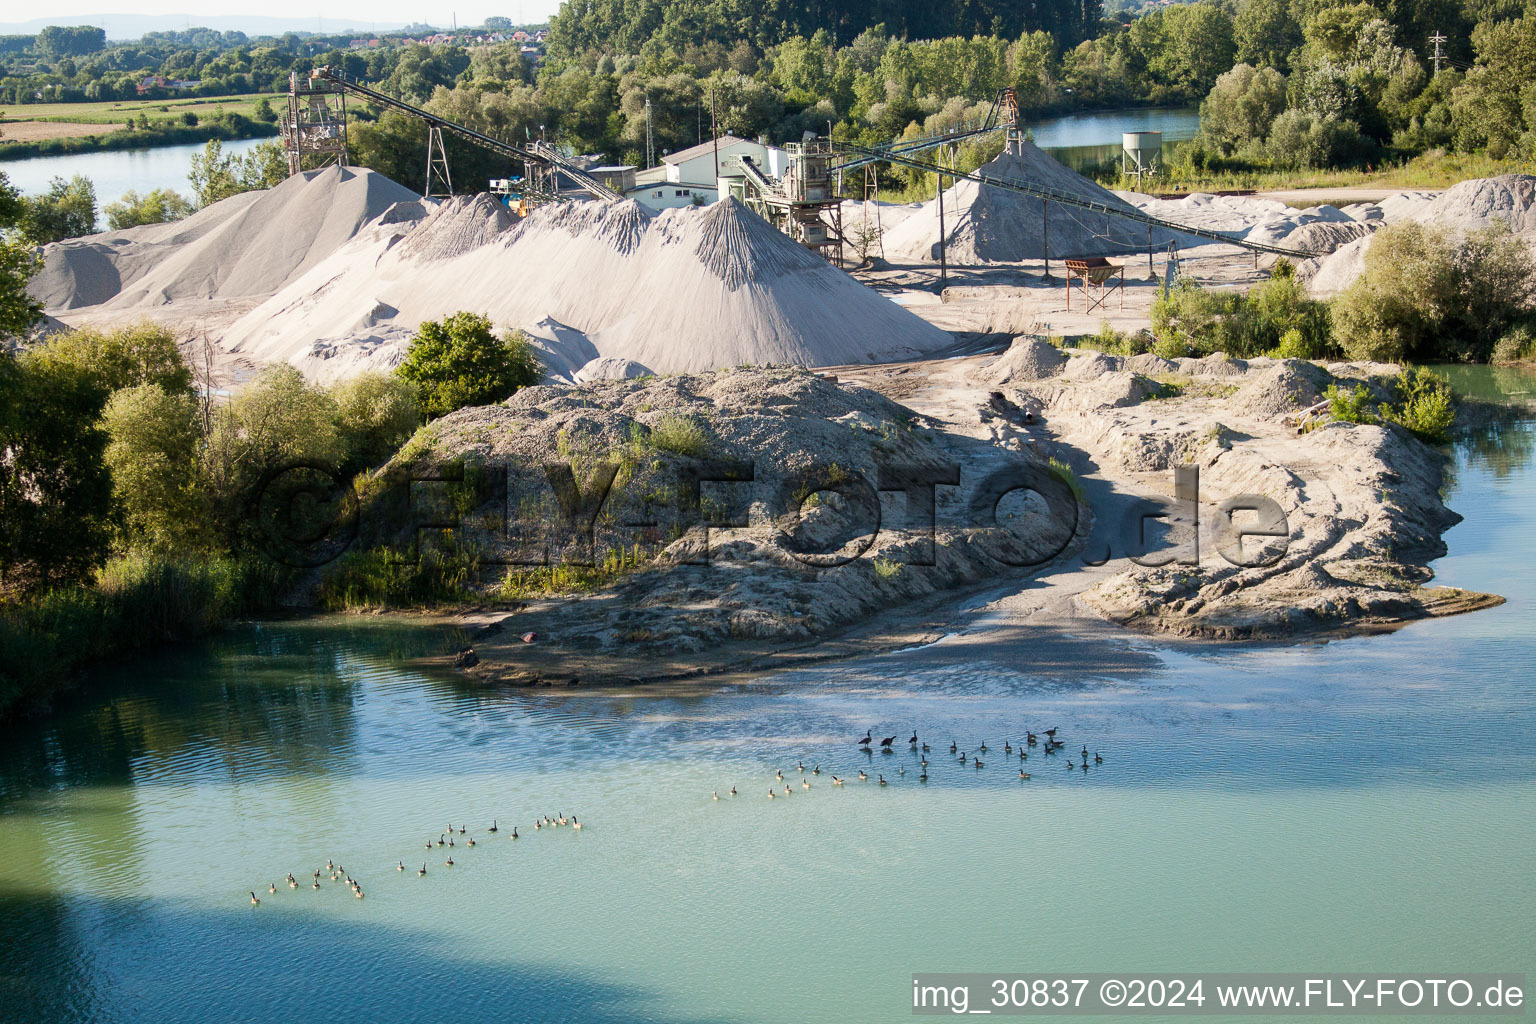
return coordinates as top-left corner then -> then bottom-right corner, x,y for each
0,93 -> 274,126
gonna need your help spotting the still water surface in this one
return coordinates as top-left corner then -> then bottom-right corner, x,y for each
1,367 -> 1532,1023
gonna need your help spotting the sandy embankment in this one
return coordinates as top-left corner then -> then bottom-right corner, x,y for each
412,349 -> 1498,687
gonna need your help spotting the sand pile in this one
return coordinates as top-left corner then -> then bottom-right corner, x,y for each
1230,359 -> 1335,420
1306,174 -> 1536,296
884,143 -> 1189,264
31,166 -> 421,311
1127,192 -> 1374,258
223,196 -> 954,380
974,336 -> 1067,384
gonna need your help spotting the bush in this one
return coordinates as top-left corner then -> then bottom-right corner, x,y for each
18,174 -> 96,243
647,414 -> 710,457
24,320 -> 194,394
1325,383 -> 1377,424
1332,222 -> 1536,362
331,371 -> 422,469
1267,109 -> 1375,168
1492,324 -> 1536,364
1152,274 -> 1333,359
394,312 -> 542,418
102,384 -> 208,553
1382,366 -> 1456,442
1198,63 -> 1286,153
103,188 -> 195,230
315,540 -> 481,610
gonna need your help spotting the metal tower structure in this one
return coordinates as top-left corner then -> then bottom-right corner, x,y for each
282,70 -> 348,176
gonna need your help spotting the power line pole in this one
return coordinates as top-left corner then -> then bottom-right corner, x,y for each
1430,31 -> 1447,74
645,93 -> 654,169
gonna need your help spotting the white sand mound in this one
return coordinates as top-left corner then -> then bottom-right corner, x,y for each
1064,350 -> 1122,380
31,166 -> 421,312
223,196 -> 954,379
573,356 -> 653,383
1124,352 -> 1175,375
975,336 -> 1067,384
1306,174 -> 1536,297
884,144 -> 1188,264
1231,359 -> 1335,420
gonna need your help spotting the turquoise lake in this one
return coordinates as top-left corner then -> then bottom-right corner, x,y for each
1,367 -> 1533,1023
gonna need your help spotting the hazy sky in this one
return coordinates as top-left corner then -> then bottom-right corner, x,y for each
35,2 -> 565,26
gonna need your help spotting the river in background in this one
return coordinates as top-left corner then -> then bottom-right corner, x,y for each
0,137 -> 265,228
0,366 -> 1531,1023
0,107 -> 1201,224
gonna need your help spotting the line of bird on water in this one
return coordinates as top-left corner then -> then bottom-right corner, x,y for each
707,730 -> 1108,802
247,814 -> 585,906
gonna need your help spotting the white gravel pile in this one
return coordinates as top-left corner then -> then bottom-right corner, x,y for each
222,195 -> 954,380
31,166 -> 421,311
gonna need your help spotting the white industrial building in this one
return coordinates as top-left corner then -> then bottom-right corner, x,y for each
625,135 -> 790,212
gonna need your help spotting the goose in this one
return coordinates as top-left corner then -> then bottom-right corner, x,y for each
1044,728 -> 1058,740
418,863 -> 427,876
510,827 -> 519,839
921,742 -> 930,752
250,892 -> 260,906
920,757 -> 928,767
426,840 -> 434,850
776,769 -> 784,781
878,774 -> 888,786
1066,760 -> 1075,769
1094,752 -> 1103,764
857,730 -> 872,746
326,859 -> 335,871
879,735 -> 896,750
1027,732 -> 1038,746
268,883 -> 277,894
447,837 -> 454,847
288,877 -> 298,889
784,785 -> 793,796
437,835 -> 445,847
801,779 -> 811,789
812,765 -> 821,775
897,766 -> 906,776
571,818 -> 582,830
354,888 -> 364,899
973,758 -> 984,768
919,770 -> 928,781
858,770 -> 868,781
1082,746 -> 1089,760
458,825 -> 467,835
832,776 -> 844,785
557,814 -> 567,826
1019,770 -> 1031,780
397,860 -> 405,872
768,789 -> 776,799
489,820 -> 498,833
1019,749 -> 1028,761
467,836 -> 476,847
312,878 -> 320,889
1005,741 -> 1013,753
534,820 -> 542,830
445,856 -> 454,866
958,751 -> 967,761
713,790 -> 720,800
949,741 -> 957,753
729,787 -> 737,797
797,761 -> 805,773
979,741 -> 988,753
908,731 -> 918,746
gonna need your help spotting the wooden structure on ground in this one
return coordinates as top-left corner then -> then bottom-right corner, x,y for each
1064,258 -> 1125,314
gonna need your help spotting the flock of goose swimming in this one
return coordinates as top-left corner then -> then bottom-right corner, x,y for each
245,731 -> 1108,905
246,814 -> 584,906
711,728 -> 1107,803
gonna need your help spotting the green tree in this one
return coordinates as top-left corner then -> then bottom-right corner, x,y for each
0,171 -> 41,342
331,371 -> 422,468
1332,222 -> 1536,361
19,175 -> 97,243
101,384 -> 208,553
187,139 -> 287,207
1198,62 -> 1287,151
394,312 -> 542,418
102,188 -> 195,230
25,321 -> 194,396
1235,0 -> 1304,69
0,352 -> 115,598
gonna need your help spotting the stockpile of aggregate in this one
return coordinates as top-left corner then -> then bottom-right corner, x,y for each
222,195 -> 955,380
30,166 -> 422,310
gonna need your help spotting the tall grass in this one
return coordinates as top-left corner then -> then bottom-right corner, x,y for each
315,539 -> 483,611
0,553 -> 285,719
